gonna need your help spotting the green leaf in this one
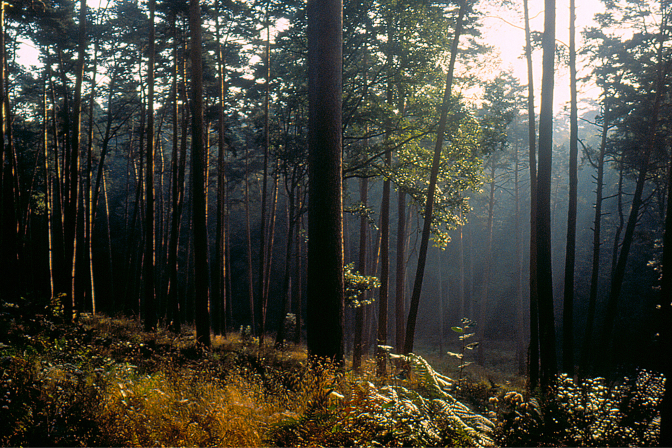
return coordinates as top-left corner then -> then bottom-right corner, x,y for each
451,326 -> 464,333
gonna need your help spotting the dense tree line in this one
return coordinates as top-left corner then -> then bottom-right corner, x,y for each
1,2 -> 672,431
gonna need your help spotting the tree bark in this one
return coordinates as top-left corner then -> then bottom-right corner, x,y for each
536,0 -> 558,388
580,99 -> 609,375
404,0 -> 467,355
144,0 -> 157,332
562,0 -> 577,374
353,177 -> 368,371
523,0 -> 540,389
189,0 -> 211,347
306,0 -> 344,363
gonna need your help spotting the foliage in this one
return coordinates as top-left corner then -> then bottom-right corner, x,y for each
447,317 -> 479,387
0,307 -> 665,447
344,262 -> 381,308
272,352 -> 495,447
492,372 -> 663,447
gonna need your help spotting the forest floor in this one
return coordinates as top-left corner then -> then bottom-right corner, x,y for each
0,297 -> 664,447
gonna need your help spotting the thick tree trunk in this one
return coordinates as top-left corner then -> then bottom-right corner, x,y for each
306,0 -> 344,362
190,0 -> 211,347
536,0 -> 557,388
404,0 -> 467,355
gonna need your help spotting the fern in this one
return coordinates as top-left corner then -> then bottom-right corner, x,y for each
377,352 -> 495,447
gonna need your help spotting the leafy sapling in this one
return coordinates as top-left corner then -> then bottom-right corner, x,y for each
447,317 -> 478,390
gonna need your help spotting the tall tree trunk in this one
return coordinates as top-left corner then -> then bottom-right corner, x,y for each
212,0 -> 228,337
245,145 -> 256,330
0,0 -> 18,303
514,139 -> 526,375
580,99 -> 610,375
395,190 -> 406,351
167,26 -> 188,332
404,0 -> 467,355
63,0 -> 87,320
377,155 -> 391,375
86,41 -> 98,315
599,24 -> 669,371
657,114 -> 672,448
562,0 -> 577,374
353,177 -> 368,371
306,0 -> 344,362
523,0 -> 540,389
478,160 -> 496,366
144,0 -> 157,331
536,0 -> 557,388
256,10 -> 271,340
190,0 -> 211,347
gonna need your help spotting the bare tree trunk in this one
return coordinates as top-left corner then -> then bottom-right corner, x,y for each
306,0 -> 344,362
514,140 -> 526,375
404,0 -> 467,355
395,190 -> 407,350
580,100 -> 610,376
536,0 -> 558,388
144,0 -> 157,331
377,154 -> 391,375
353,177 -> 368,371
256,10 -> 272,340
478,160 -> 496,366
562,0 -> 577,374
245,145 -> 256,330
212,0 -> 228,337
523,0 -> 540,389
190,0 -> 211,347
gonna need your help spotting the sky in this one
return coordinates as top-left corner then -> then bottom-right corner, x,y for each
15,0 -> 606,115
478,0 -> 605,115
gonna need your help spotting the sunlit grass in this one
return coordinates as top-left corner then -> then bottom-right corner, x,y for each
0,308 -> 664,447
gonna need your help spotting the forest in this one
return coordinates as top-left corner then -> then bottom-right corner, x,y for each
1,0 -> 671,446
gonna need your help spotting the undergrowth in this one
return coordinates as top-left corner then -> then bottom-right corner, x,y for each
0,296 -> 665,447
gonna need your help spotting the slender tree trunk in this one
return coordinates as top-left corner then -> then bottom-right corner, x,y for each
245,145 -> 256,330
306,0 -> 344,362
657,115 -> 672,448
256,11 -> 271,340
63,0 -> 87,320
212,0 -> 228,337
581,100 -> 609,375
377,154 -> 391,375
514,140 -> 526,375
404,0 -> 467,355
144,0 -> 157,331
562,0 -> 577,374
536,0 -> 557,388
395,190 -> 407,350
523,0 -> 540,389
478,160 -> 496,366
190,0 -> 211,347
353,177 -> 368,371
44,74 -> 54,299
